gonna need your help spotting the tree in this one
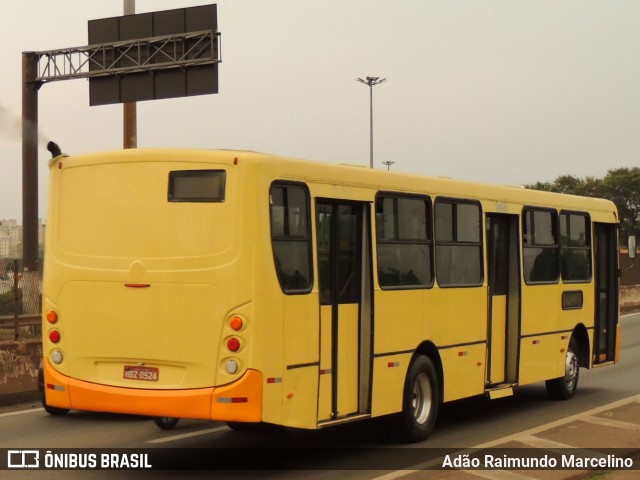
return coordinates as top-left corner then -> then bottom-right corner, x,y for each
526,168 -> 640,241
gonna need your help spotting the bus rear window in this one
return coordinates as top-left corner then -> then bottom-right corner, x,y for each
169,170 -> 226,202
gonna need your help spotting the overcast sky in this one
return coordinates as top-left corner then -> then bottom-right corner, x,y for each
1,0 -> 640,221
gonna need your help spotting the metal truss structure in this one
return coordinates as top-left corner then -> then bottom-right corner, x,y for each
32,30 -> 221,84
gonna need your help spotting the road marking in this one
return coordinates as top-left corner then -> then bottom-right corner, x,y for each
147,425 -> 229,444
0,407 -> 44,418
476,393 -> 640,448
580,415 -> 640,431
516,434 -> 573,449
371,393 -> 640,480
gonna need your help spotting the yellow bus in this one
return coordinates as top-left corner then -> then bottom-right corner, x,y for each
41,147 -> 624,442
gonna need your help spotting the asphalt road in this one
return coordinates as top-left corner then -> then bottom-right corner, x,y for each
2,312 -> 639,478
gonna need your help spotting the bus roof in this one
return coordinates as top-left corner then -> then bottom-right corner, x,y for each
58,148 -> 618,222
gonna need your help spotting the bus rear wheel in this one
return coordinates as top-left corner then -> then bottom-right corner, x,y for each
546,338 -> 580,400
391,355 -> 439,443
153,417 -> 179,429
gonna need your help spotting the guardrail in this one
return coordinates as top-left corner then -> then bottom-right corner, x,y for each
0,315 -> 41,342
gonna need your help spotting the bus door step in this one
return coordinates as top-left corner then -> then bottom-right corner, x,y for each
485,385 -> 515,400
318,413 -> 371,429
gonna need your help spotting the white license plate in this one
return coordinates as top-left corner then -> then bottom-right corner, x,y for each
123,365 -> 159,382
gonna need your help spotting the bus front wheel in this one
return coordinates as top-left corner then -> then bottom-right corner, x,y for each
391,355 -> 439,443
546,338 -> 580,400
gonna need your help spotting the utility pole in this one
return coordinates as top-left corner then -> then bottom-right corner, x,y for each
21,52 -> 40,273
356,76 -> 386,169
123,0 -> 137,149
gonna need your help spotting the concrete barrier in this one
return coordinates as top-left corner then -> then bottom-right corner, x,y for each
621,285 -> 640,313
0,339 -> 41,406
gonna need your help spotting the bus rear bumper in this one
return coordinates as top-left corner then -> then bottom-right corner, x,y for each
43,360 -> 262,422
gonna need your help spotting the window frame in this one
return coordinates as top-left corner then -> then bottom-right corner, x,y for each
522,206 -> 560,285
168,169 -> 226,203
434,197 -> 484,288
269,181 -> 313,295
375,191 -> 435,290
559,210 -> 592,283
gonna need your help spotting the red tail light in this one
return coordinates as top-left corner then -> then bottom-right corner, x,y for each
227,337 -> 240,352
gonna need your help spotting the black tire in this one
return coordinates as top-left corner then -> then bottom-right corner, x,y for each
43,401 -> 70,416
391,355 -> 440,443
154,417 -> 179,430
546,338 -> 580,400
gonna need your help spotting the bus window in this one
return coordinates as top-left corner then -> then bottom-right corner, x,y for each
375,194 -> 433,289
168,170 -> 226,202
434,199 -> 482,287
523,208 -> 559,284
269,183 -> 313,294
560,212 -> 591,282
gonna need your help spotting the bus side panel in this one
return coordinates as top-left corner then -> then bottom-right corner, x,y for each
426,288 -> 488,402
370,353 -> 411,417
281,293 -> 321,429
374,290 -> 423,354
520,284 -> 560,336
519,284 -> 561,383
439,343 -> 487,402
425,288 -> 487,349
518,334 -> 562,385
559,283 -> 595,329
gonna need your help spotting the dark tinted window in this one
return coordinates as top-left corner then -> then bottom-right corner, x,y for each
376,194 -> 433,288
270,183 -> 312,293
434,199 -> 482,286
168,170 -> 225,202
560,212 -> 591,282
523,208 -> 559,283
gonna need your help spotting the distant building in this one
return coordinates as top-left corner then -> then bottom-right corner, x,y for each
0,219 -> 45,259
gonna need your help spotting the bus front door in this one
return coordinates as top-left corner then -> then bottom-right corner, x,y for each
316,200 -> 372,422
593,223 -> 618,364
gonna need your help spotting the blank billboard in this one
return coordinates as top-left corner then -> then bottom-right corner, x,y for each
88,4 -> 218,106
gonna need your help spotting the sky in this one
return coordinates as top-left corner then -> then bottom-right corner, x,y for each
1,0 -> 640,222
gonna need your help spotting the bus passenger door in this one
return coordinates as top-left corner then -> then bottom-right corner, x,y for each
316,200 -> 372,421
593,223 -> 618,364
486,214 -> 520,385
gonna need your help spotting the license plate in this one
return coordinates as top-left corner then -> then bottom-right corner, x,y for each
123,365 -> 159,382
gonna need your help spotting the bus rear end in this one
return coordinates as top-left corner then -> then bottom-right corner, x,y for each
42,149 -> 261,422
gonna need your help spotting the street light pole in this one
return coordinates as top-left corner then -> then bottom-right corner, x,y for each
356,76 -> 386,169
382,161 -> 395,171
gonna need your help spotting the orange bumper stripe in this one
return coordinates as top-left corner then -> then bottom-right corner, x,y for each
43,360 -> 262,422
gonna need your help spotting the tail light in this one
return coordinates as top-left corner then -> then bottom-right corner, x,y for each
227,337 -> 240,352
46,310 -> 58,324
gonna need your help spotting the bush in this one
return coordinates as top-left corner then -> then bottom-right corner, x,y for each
0,291 -> 21,316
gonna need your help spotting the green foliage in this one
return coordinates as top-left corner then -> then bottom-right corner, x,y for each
526,167 -> 640,241
0,291 -> 17,316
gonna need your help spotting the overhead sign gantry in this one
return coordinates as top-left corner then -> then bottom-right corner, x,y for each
22,4 -> 220,271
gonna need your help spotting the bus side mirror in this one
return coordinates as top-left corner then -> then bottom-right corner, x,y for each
629,236 -> 636,260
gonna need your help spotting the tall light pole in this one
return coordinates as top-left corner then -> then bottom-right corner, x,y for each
356,76 -> 386,168
382,160 -> 395,171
